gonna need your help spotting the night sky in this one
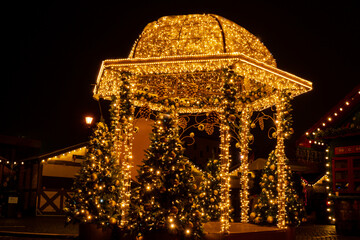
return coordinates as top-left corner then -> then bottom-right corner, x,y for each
1,1 -> 359,157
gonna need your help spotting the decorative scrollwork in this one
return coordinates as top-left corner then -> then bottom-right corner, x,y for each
178,117 -> 188,129
252,111 -> 277,140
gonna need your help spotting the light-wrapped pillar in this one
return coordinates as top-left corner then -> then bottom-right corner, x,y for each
219,117 -> 231,234
275,96 -> 286,229
239,107 -> 252,223
111,72 -> 135,227
120,114 -> 134,227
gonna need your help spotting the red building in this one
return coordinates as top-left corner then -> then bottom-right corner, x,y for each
296,84 -> 360,234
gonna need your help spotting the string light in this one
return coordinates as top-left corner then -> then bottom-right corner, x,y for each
324,146 -> 335,224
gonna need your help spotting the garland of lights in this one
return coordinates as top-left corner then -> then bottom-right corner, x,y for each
110,71 -> 135,227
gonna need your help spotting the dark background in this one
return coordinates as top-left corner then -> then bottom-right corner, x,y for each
1,0 -> 359,158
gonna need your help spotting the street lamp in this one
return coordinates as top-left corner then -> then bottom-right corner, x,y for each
85,116 -> 94,127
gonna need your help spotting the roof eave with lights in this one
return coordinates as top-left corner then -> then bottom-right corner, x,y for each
93,53 -> 312,113
298,84 -> 360,147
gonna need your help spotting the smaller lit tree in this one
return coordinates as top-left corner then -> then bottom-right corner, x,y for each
65,121 -> 122,227
250,150 -> 305,226
129,110 -> 203,239
199,157 -> 221,221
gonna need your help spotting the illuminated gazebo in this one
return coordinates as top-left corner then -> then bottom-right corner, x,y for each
93,14 -> 312,233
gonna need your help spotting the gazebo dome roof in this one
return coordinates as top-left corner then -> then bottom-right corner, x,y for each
129,14 -> 276,67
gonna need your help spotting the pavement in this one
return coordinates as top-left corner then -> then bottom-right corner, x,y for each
0,216 -> 78,239
295,225 -> 359,240
0,216 -> 359,240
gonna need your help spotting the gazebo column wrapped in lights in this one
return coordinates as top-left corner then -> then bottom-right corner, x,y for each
93,14 -> 312,233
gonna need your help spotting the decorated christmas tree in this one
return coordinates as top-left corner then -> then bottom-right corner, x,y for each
129,111 -> 203,239
250,150 -> 304,226
199,157 -> 221,221
65,121 -> 122,227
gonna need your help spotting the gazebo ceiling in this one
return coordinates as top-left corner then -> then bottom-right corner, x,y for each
94,14 -> 312,113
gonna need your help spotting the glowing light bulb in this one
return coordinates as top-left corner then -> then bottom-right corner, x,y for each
85,116 -> 93,125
